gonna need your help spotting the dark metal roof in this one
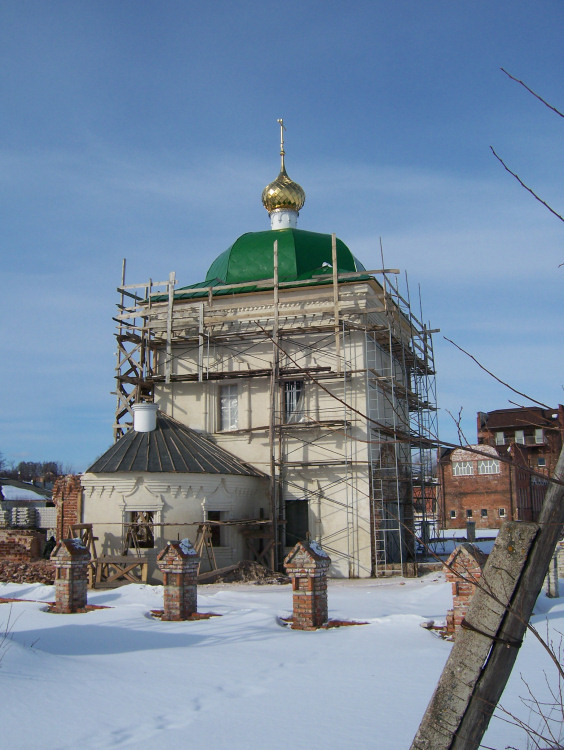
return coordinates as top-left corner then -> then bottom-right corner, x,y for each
480,406 -> 559,431
85,413 -> 265,477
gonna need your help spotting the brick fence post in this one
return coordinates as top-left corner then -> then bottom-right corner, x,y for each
444,543 -> 487,635
556,539 -> 564,580
156,540 -> 200,621
52,475 -> 83,541
51,539 -> 91,613
284,540 -> 331,630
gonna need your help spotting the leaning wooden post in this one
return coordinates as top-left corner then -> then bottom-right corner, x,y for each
411,444 -> 564,750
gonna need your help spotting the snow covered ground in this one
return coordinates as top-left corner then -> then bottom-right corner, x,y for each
0,574 -> 562,750
416,528 -> 500,560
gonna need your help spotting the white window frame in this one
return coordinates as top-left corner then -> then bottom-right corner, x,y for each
452,460 -> 473,476
537,456 -> 546,467
535,428 -> 544,444
478,458 -> 500,475
449,509 -> 457,519
121,491 -> 163,551
515,430 -> 525,445
495,431 -> 505,446
499,508 -> 506,518
219,384 -> 238,431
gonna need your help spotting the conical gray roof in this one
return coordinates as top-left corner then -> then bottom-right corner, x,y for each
86,412 -> 264,477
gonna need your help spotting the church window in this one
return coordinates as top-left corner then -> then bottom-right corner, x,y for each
207,510 -> 224,546
285,499 -> 309,546
126,511 -> 155,549
284,380 -> 304,423
219,384 -> 238,431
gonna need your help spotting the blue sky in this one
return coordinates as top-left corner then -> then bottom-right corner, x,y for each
1,1 -> 563,471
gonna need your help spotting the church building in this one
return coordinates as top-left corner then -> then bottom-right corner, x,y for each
82,123 -> 438,579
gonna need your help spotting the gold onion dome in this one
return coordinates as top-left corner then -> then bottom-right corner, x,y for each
262,119 -> 306,214
262,166 -> 306,213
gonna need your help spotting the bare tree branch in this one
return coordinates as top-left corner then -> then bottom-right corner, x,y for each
501,67 -> 564,119
490,146 -> 564,223
444,336 -> 552,409
446,406 -> 470,445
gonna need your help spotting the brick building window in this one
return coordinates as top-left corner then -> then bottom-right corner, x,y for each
450,510 -> 456,519
538,457 -> 546,467
466,509 -> 473,518
219,384 -> 238,431
495,431 -> 505,445
499,508 -> 506,518
481,508 -> 488,518
535,429 -> 544,444
478,458 -> 500,475
453,461 -> 473,476
515,430 -> 525,445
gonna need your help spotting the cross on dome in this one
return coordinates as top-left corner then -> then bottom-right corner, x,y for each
277,117 -> 286,172
262,118 -> 306,229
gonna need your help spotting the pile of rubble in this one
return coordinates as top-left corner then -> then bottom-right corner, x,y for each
0,560 -> 56,585
203,560 -> 289,585
0,558 -> 289,588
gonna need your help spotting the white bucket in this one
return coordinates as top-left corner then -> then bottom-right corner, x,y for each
132,402 -> 158,432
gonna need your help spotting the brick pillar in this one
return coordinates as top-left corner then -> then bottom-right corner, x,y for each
444,543 -> 487,635
52,475 -> 82,541
156,540 -> 200,621
557,539 -> 564,580
284,540 -> 331,630
51,539 -> 91,613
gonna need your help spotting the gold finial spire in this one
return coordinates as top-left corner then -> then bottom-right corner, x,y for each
262,118 -> 306,220
277,118 -> 286,173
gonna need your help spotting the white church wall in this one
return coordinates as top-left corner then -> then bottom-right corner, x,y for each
144,279 -> 416,577
81,471 -> 269,582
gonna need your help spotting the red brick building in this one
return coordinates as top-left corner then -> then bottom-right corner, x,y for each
478,406 -> 564,477
439,445 -> 512,529
439,406 -> 564,530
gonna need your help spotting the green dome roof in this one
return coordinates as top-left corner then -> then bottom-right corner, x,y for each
205,228 -> 365,285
